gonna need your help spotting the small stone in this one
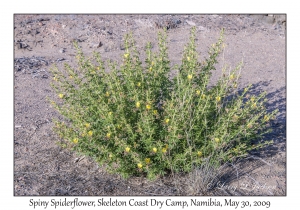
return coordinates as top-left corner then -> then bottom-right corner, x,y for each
56,58 -> 66,62
17,42 -> 28,49
198,26 -> 207,31
94,41 -> 103,48
173,19 -> 181,25
15,65 -> 21,71
186,20 -> 196,26
59,48 -> 65,53
263,16 -> 275,24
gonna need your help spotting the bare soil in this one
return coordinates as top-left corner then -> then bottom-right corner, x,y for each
14,14 -> 286,196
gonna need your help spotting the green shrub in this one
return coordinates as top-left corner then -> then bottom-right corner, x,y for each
49,27 -> 277,180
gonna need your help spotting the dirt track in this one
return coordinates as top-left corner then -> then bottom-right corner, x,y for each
14,14 -> 286,195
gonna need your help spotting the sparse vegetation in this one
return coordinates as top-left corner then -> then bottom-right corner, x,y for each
49,27 -> 277,180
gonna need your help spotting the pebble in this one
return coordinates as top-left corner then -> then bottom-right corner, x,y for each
17,42 -> 28,49
263,16 -> 275,24
198,26 -> 207,31
59,48 -> 65,53
186,20 -> 196,26
92,41 -> 103,48
56,58 -> 66,62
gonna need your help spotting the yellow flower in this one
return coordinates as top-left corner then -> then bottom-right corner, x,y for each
117,124 -> 121,129
85,123 -> 90,128
152,147 -> 157,153
153,110 -> 158,115
214,138 -> 220,143
91,71 -> 96,74
247,124 -> 253,128
97,66 -> 101,70
216,96 -> 221,102
187,74 -> 193,80
105,92 -> 110,97
162,148 -> 167,153
137,163 -> 143,169
53,77 -> 58,81
58,93 -> 64,99
108,112 -> 112,116
187,56 -> 190,61
69,75 -> 73,79
233,83 -> 237,88
149,67 -> 152,71
197,151 -> 202,157
145,158 -> 151,164
250,97 -> 255,102
264,115 -> 269,121
124,53 -> 129,58
125,147 -> 130,152
151,61 -> 155,66
202,94 -> 206,99
109,154 -> 113,158
165,119 -> 170,124
137,82 -> 141,87
88,131 -> 93,136
73,138 -> 78,144
106,133 -> 111,138
136,101 -> 141,108
196,90 -> 200,95
229,74 -> 235,80
232,115 -> 238,121
146,104 -> 151,110
252,103 -> 257,108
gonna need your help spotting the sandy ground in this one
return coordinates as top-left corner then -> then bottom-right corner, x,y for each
14,14 -> 286,195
